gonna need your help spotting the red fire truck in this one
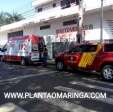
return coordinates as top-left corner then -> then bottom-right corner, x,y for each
55,42 -> 113,81
1,34 -> 45,65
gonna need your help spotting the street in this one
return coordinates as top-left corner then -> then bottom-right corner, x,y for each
0,62 -> 113,112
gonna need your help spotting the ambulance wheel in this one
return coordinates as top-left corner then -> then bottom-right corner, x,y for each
0,56 -> 4,62
56,61 -> 66,71
101,65 -> 113,81
21,58 -> 26,66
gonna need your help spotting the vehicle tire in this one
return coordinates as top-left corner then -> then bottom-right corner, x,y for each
101,65 -> 113,81
56,61 -> 65,71
0,56 -> 2,62
0,56 -> 4,62
21,58 -> 26,66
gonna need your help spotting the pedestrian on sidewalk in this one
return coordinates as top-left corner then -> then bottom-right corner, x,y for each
38,41 -> 44,62
43,45 -> 48,66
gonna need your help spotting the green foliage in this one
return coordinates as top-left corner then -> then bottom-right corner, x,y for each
0,12 -> 24,26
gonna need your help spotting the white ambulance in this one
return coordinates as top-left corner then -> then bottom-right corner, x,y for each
1,34 -> 45,65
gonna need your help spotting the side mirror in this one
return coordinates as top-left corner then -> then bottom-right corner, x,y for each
2,48 -> 7,52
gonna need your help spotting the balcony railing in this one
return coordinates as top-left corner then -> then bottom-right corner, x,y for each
0,4 -> 79,32
33,4 -> 79,23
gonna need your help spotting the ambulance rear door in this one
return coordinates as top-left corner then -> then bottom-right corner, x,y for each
30,35 -> 44,62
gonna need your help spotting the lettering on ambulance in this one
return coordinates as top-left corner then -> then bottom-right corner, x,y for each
18,39 -> 29,57
78,44 -> 102,68
19,44 -> 27,51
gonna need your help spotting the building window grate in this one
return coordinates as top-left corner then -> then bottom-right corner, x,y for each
63,20 -> 77,26
8,30 -> 23,38
61,0 -> 71,9
40,25 -> 51,30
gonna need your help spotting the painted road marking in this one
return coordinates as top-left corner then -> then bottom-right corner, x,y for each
0,71 -> 57,83
43,98 -> 96,112
54,86 -> 113,105
82,78 -> 113,86
0,103 -> 27,112
70,81 -> 113,93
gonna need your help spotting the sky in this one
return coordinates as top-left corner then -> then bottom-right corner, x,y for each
0,0 -> 33,18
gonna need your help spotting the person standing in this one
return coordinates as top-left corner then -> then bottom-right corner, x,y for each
43,45 -> 48,66
38,41 -> 44,61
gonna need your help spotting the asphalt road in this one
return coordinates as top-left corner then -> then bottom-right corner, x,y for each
0,62 -> 113,112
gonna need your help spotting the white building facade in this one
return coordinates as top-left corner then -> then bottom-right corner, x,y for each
0,0 -> 113,59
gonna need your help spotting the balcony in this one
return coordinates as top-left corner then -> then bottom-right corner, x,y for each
0,3 -> 79,32
32,4 -> 79,23
32,0 -> 54,7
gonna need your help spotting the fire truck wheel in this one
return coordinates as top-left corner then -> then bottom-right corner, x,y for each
21,58 -> 26,66
56,61 -> 65,71
0,56 -> 2,62
0,56 -> 4,62
101,65 -> 113,81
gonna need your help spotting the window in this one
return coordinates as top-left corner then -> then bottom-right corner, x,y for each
61,0 -> 70,9
60,0 -> 79,9
40,25 -> 50,30
69,46 -> 81,53
63,20 -> 77,26
2,44 -> 8,52
80,45 -> 97,52
104,44 -> 113,52
8,30 -> 23,38
32,44 -> 38,51
53,3 -> 56,8
69,45 -> 97,53
70,0 -> 76,3
38,8 -> 42,12
76,0 -> 81,5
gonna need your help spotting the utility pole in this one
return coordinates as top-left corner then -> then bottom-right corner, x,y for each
76,0 -> 84,43
100,0 -> 104,43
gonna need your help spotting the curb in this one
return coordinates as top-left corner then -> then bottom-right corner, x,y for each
47,60 -> 55,65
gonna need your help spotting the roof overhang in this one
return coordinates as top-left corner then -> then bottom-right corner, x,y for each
85,5 -> 113,14
32,0 -> 54,7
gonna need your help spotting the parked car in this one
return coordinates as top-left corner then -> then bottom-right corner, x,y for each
55,42 -> 113,81
2,34 -> 45,65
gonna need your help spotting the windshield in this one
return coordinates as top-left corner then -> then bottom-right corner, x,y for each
80,45 -> 97,52
104,44 -> 113,52
32,44 -> 38,51
69,45 -> 97,53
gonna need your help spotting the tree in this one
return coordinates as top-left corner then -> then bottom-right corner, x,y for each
0,12 -> 24,26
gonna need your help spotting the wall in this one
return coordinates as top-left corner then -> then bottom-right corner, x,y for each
84,10 -> 113,41
84,0 -> 113,11
1,10 -> 113,58
0,33 -> 8,47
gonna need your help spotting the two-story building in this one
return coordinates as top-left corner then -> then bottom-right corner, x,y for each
0,0 -> 113,59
